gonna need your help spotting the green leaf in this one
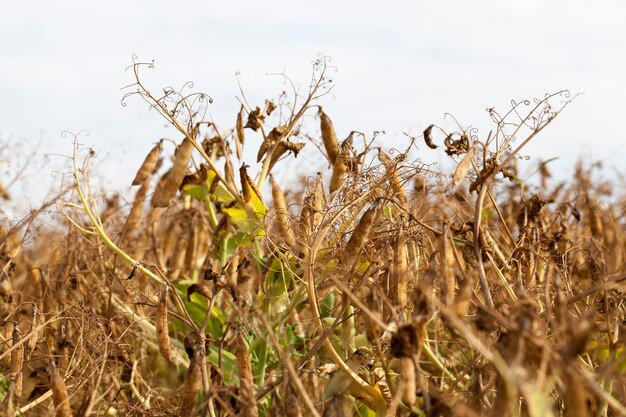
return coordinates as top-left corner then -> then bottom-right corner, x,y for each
320,293 -> 335,318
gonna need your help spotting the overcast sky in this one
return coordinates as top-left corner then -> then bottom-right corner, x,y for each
1,0 -> 625,214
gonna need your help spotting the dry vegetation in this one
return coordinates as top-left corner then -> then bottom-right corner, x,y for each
1,55 -> 625,416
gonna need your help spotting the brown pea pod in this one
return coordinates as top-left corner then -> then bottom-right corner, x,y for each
156,287 -> 173,363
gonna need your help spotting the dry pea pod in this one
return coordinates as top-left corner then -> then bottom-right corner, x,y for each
283,381 -> 303,417
441,224 -> 456,308
235,327 -> 258,417
341,206 -> 377,270
0,181 -> 9,200
183,220 -> 199,273
392,228 -> 409,311
49,362 -> 73,417
26,304 -> 41,358
329,154 -> 348,194
257,125 -> 288,163
267,140 -> 306,173
377,149 -> 408,208
399,357 -> 417,406
271,177 -> 296,247
390,323 -> 424,407
156,287 -> 173,363
319,108 -> 339,165
235,105 -> 245,160
152,138 -> 195,207
309,173 -> 325,232
452,147 -> 476,187
9,326 -> 24,399
125,177 -> 150,238
0,276 -> 12,298
179,344 -> 202,415
132,140 -> 163,186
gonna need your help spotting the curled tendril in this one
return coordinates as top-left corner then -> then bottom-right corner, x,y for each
468,127 -> 479,141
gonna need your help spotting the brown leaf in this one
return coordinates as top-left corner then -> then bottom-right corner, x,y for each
423,124 -> 438,149
244,106 -> 264,132
239,164 -> 263,204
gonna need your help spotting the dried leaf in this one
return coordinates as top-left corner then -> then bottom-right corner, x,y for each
239,164 -> 263,204
423,124 -> 437,149
244,106 -> 264,132
187,283 -> 212,301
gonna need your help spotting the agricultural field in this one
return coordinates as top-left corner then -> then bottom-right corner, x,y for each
1,56 -> 625,416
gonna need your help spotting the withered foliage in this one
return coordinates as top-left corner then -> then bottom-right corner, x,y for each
1,58 -> 625,417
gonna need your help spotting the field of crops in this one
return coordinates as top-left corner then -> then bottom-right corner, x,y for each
1,56 -> 625,416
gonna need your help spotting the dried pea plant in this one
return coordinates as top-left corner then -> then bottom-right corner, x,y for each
1,55 -> 625,417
